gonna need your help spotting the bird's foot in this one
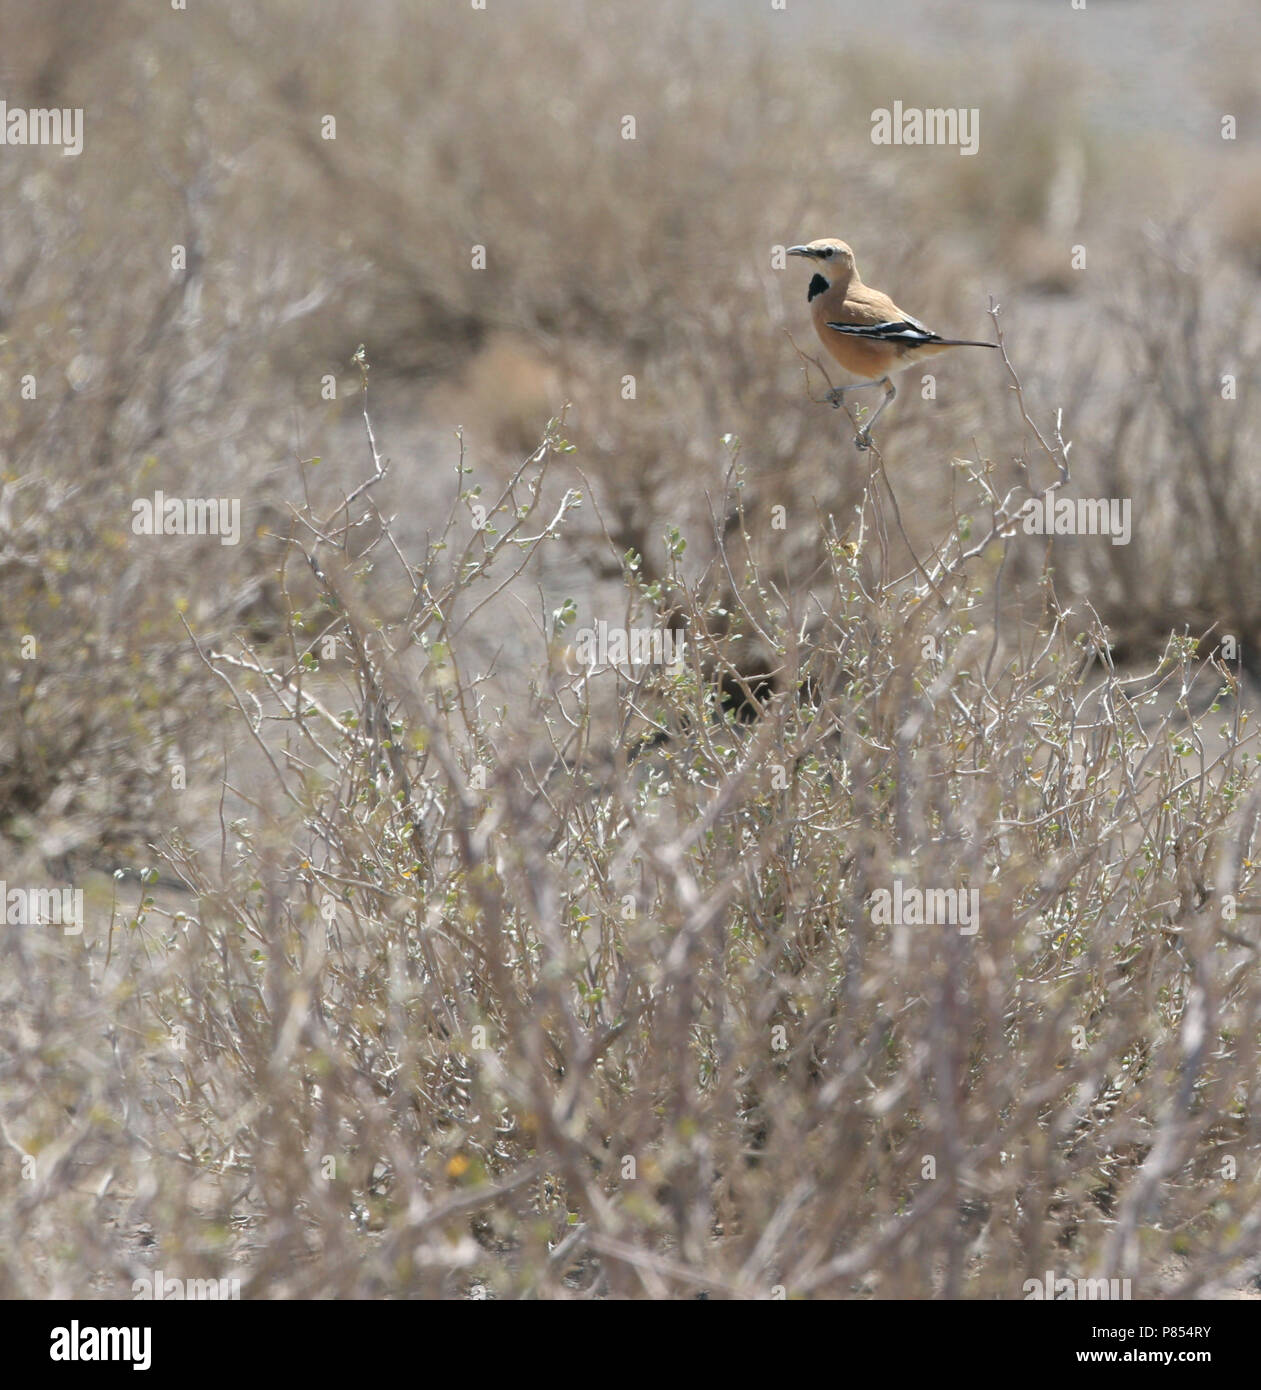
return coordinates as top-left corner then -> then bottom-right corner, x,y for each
824,388 -> 846,409
854,431 -> 872,451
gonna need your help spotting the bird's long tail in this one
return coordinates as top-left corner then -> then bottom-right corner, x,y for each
935,338 -> 997,349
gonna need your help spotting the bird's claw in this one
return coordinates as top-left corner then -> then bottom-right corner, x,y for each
854,432 -> 872,451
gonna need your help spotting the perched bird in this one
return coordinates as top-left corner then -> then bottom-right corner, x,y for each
787,238 -> 995,448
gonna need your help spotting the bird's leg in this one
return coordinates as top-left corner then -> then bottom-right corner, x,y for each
854,377 -> 897,450
825,379 -> 883,409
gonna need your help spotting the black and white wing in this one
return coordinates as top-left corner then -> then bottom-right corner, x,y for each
823,316 -> 943,346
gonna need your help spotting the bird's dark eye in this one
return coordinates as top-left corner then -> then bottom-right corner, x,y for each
823,247 -> 835,258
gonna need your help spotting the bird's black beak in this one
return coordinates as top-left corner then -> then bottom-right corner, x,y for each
786,245 -> 816,259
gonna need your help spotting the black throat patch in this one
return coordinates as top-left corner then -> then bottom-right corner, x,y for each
807,273 -> 829,302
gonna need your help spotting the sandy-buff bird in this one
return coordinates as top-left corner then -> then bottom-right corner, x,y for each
787,237 -> 995,448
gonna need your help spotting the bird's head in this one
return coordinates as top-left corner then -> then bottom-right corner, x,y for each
787,238 -> 857,280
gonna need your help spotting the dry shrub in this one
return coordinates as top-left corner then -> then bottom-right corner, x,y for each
5,380 -> 1256,1298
